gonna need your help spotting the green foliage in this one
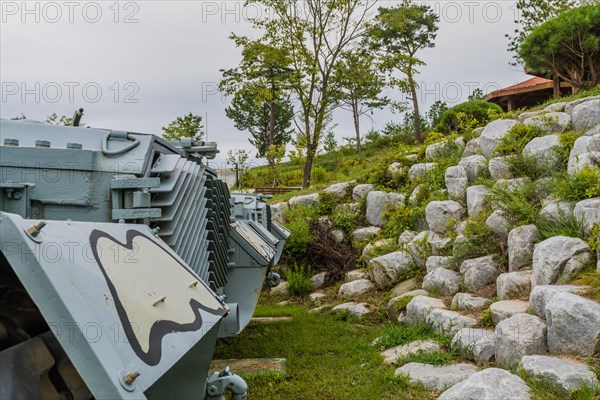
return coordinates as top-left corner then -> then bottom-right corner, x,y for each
435,100 -> 503,134
453,213 -> 502,264
331,210 -> 357,236
371,322 -> 449,350
317,192 -> 341,217
519,4 -> 600,91
427,100 -> 448,128
392,295 -> 415,316
161,113 -> 203,141
556,130 -> 584,167
495,123 -> 545,156
396,350 -> 457,367
382,204 -> 420,238
537,212 -> 584,240
552,167 -> 600,202
481,308 -> 493,327
487,180 -> 541,226
286,264 -> 314,297
284,208 -> 316,262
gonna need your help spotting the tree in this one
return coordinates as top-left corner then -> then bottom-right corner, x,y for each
44,112 -> 86,126
266,144 -> 286,187
336,50 -> 389,154
226,149 -> 250,191
242,0 -> 377,188
427,100 -> 448,129
220,38 -> 295,169
468,88 -> 484,101
323,131 -> 338,153
368,1 -> 439,144
519,4 -> 600,92
225,87 -> 294,165
506,0 -> 578,65
161,113 -> 203,141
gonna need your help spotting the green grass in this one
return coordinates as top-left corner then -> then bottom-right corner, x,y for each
213,300 -> 437,400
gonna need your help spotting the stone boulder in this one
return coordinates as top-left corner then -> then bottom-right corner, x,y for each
490,300 -> 530,325
544,102 -> 567,112
518,110 -> 545,122
337,279 -> 376,299
569,134 -> 600,159
345,269 -> 368,282
522,134 -> 561,168
466,185 -> 489,216
403,296 -> 447,324
451,293 -> 492,311
366,191 -> 405,227
460,256 -> 500,291
352,183 -> 376,201
479,119 -> 519,159
488,156 -> 513,180
495,313 -> 548,367
565,95 -> 600,115
270,202 -> 289,222
539,200 -> 573,223
386,289 -> 428,320
529,284 -> 587,318
425,200 -> 466,233
574,197 -> 600,234
572,99 -> 600,131
425,256 -> 455,273
508,225 -> 540,271
545,292 -> 600,356
288,193 -> 319,208
524,112 -> 570,134
395,363 -> 478,391
438,368 -> 530,400
309,292 -> 326,302
445,165 -> 468,200
388,162 -> 407,179
458,155 -> 488,182
521,355 -> 599,393
369,251 -> 414,289
568,151 -> 600,174
408,163 -> 438,182
331,302 -> 371,318
352,226 -> 381,242
311,272 -> 328,290
422,268 -> 462,296
426,138 -> 465,161
389,279 -> 419,298
485,210 -> 513,237
398,230 -> 417,246
331,229 -> 344,243
451,328 -> 496,362
381,340 -> 440,365
323,181 -> 354,198
462,137 -> 483,158
497,271 -> 532,300
531,236 -> 592,286
426,309 -> 478,337
270,281 -> 289,296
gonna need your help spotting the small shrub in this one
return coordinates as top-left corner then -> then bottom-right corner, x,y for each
537,212 -> 584,240
372,322 -> 449,350
495,123 -> 545,156
286,264 -> 313,297
487,180 -> 541,226
481,308 -> 493,327
396,349 -> 457,367
317,192 -> 340,216
552,167 -> 600,201
453,213 -> 503,264
382,204 -> 419,238
285,218 -> 313,262
556,130 -> 584,167
331,210 -> 357,236
435,100 -> 503,134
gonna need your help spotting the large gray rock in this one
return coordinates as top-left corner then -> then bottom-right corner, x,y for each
395,363 -> 478,391
425,200 -> 466,233
288,193 -> 319,207
270,202 -> 289,222
565,95 -> 600,115
422,268 -> 462,296
386,289 -> 428,320
522,134 -> 561,168
462,137 -> 483,158
426,138 -> 465,161
406,231 -> 435,266
352,226 -> 381,242
403,296 -> 447,324
488,156 -> 513,180
389,279 -> 419,297
451,328 -> 496,362
426,256 -> 454,273
408,163 -> 438,182
461,256 -> 500,291
369,251 -> 414,289
480,119 -> 520,159
529,284 -> 587,318
345,269 -> 368,282
568,151 -> 600,174
518,110 -> 545,122
426,309 -> 478,337
521,355 -> 599,393
508,225 -> 540,271
459,155 -> 488,182
539,200 -> 573,223
337,279 -> 376,299
572,99 -> 600,131
451,293 -> 492,311
544,102 -> 567,112
438,368 -> 530,400
497,271 -> 532,300
270,281 -> 289,296
324,181 -> 354,198
381,340 -> 440,365
387,162 -> 407,179
309,292 -> 327,302
445,165 -> 468,200
585,124 -> 600,136
531,236 -> 592,286
569,134 -> 600,159
366,191 -> 405,227
495,313 -> 548,367
545,292 -> 600,356
524,112 -> 570,134
332,302 -> 371,317
466,185 -> 490,216
333,202 -> 361,215
485,210 -> 513,237
352,183 -> 376,201
574,197 -> 600,234
311,272 -> 328,290
490,300 -> 530,324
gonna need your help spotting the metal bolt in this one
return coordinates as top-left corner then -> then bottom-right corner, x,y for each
122,371 -> 140,385
27,221 -> 46,237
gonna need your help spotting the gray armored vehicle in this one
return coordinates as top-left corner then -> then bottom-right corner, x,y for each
0,117 -> 288,399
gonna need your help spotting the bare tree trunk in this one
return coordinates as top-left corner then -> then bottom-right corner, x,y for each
352,102 -> 361,155
302,149 -> 314,189
410,83 -> 422,144
268,99 -> 276,169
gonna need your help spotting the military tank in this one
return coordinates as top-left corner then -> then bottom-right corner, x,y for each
0,115 -> 288,399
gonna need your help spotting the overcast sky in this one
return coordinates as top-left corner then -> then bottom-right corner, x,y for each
0,0 -> 530,166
